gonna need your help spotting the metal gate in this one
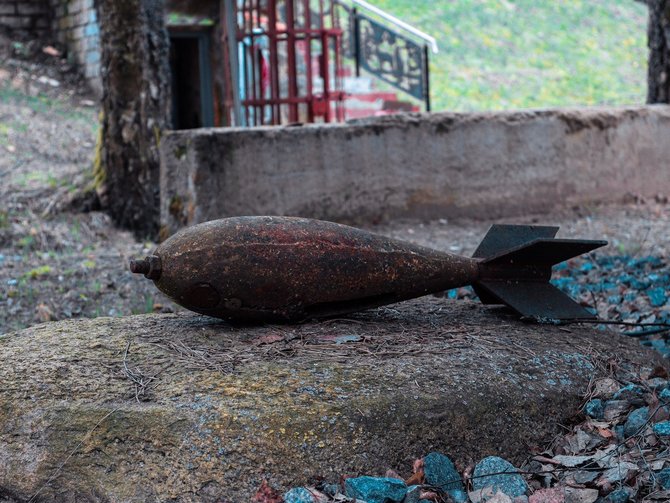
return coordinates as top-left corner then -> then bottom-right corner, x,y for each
223,0 -> 346,126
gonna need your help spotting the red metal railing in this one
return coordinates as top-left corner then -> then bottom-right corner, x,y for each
228,0 -> 346,126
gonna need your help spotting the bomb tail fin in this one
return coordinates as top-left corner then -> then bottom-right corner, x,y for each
472,225 -> 607,321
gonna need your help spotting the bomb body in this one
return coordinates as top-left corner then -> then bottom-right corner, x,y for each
131,216 -> 478,322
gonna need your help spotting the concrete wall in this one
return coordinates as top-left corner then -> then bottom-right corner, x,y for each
0,0 -> 51,37
51,0 -> 101,95
160,105 -> 670,235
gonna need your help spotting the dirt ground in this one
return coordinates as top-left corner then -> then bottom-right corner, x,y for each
1,42 -> 669,336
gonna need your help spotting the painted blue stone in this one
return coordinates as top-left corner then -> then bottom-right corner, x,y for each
623,406 -> 649,438
344,476 -> 407,503
660,388 -> 670,403
613,384 -> 645,400
584,398 -> 604,420
423,452 -> 465,501
579,262 -> 594,272
403,485 -> 422,503
657,468 -> 670,489
630,278 -> 651,290
472,456 -> 528,498
653,421 -> 670,437
607,295 -> 622,304
321,483 -> 340,496
283,487 -> 315,503
649,340 -> 670,358
604,488 -> 630,503
448,489 -> 468,503
648,287 -> 668,307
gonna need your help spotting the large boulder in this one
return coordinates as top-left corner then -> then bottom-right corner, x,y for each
0,299 -> 660,502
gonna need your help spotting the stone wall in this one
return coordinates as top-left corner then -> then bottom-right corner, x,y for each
51,0 -> 101,95
160,105 -> 670,236
0,0 -> 51,37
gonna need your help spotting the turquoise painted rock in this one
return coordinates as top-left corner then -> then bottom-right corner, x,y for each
283,487 -> 316,503
344,476 -> 407,503
623,406 -> 649,438
656,468 -> 670,490
472,456 -> 528,498
403,485 -> 422,503
584,398 -> 604,420
613,384 -> 645,401
603,487 -> 631,502
653,420 -> 670,437
423,452 -> 466,502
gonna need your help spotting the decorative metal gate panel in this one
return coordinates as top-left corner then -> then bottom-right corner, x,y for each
356,14 -> 427,102
225,0 -> 346,126
336,0 -> 434,112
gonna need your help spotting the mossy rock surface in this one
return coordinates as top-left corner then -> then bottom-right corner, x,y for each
0,299 -> 659,502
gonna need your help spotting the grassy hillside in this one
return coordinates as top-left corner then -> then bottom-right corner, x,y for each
366,0 -> 649,111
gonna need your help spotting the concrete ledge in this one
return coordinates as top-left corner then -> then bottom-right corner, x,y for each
160,106 -> 670,235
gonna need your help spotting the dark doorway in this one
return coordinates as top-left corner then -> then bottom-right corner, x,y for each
169,31 -> 214,129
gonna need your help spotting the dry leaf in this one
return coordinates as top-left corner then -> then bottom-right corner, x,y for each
563,487 -> 599,503
650,459 -> 665,470
597,461 -> 638,484
551,455 -> 595,468
251,480 -> 282,503
596,427 -> 614,438
486,491 -> 513,503
413,457 -> 425,473
405,468 -> 424,486
592,378 -> 620,398
529,487 -> 565,503
254,333 -> 284,345
304,487 -> 329,503
603,400 -> 631,421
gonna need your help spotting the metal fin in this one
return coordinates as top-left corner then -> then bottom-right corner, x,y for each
483,238 -> 608,267
475,280 -> 596,320
472,224 -> 559,259
471,226 -> 607,319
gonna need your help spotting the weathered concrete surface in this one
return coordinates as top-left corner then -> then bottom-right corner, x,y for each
0,299 -> 661,502
160,106 -> 670,235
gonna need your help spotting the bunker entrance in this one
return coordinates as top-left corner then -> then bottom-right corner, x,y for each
169,31 -> 215,129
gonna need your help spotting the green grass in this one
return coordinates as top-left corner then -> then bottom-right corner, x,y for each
0,84 -> 99,127
365,0 -> 648,111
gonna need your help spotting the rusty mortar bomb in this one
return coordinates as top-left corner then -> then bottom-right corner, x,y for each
130,216 -> 606,323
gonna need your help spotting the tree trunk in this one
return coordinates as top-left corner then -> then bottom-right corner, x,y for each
97,0 -> 171,237
647,0 -> 670,103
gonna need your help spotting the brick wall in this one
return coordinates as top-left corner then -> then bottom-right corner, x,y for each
0,0 -> 52,37
51,0 -> 101,95
0,0 -> 101,95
